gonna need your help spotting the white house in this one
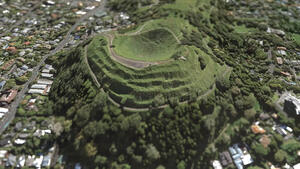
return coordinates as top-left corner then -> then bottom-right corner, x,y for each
0,107 -> 8,113
41,73 -> 53,78
31,84 -> 47,90
37,79 -> 53,85
14,139 -> 26,145
28,89 -> 44,95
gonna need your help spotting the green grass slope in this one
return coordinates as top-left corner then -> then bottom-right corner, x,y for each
87,35 -> 226,108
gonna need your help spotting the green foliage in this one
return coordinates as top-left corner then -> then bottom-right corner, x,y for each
274,150 -> 288,163
177,161 -> 186,169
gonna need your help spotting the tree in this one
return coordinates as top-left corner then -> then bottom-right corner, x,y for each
84,142 -> 98,158
274,150 -> 288,163
16,76 -> 28,85
156,165 -> 166,169
252,143 -> 269,156
177,161 -> 186,169
146,144 -> 160,160
244,108 -> 257,120
95,155 -> 107,165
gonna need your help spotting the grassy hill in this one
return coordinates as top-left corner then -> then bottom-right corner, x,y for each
82,0 -> 228,109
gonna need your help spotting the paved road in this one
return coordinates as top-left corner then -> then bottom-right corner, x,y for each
0,0 -> 107,134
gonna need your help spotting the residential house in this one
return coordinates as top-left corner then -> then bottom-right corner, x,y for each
37,79 -> 53,85
251,122 -> 266,134
31,84 -> 47,90
25,155 -> 35,167
0,150 -> 7,158
17,155 -> 25,168
284,94 -> 300,116
294,163 -> 300,169
15,122 -> 23,131
18,133 -> 30,139
0,89 -> 18,105
0,107 -> 8,113
212,160 -> 223,169
267,27 -> 285,36
33,155 -> 43,169
229,144 -> 253,169
0,138 -> 10,146
42,154 -> 51,167
0,81 -> 6,92
278,50 -> 287,56
14,139 -> 26,145
259,135 -> 271,148
41,73 -> 53,79
6,154 -> 17,167
28,89 -> 45,95
219,151 -> 233,167
259,113 -> 270,121
1,59 -> 14,70
277,57 -> 283,65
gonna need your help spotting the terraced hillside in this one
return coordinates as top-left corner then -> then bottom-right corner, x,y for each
87,36 -> 226,108
80,0 -> 227,109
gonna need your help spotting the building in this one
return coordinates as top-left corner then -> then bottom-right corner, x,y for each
41,73 -> 53,78
0,89 -> 18,104
14,139 -> 26,145
212,160 -> 223,169
17,155 -> 25,168
0,81 -> 6,91
251,123 -> 266,134
6,154 -> 17,167
0,107 -> 8,113
28,89 -> 45,95
284,94 -> 300,116
294,163 -> 300,169
31,84 -> 47,90
219,151 -> 233,167
33,155 -> 43,169
42,154 -> 51,167
0,138 -> 11,146
229,144 -> 253,169
276,57 -> 283,65
37,79 -> 53,85
0,150 -> 7,158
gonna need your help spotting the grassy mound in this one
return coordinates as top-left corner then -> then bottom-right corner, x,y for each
87,35 -> 226,108
113,28 -> 180,62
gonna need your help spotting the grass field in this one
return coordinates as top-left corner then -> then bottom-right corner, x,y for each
234,25 -> 256,33
113,29 -> 180,61
292,33 -> 300,46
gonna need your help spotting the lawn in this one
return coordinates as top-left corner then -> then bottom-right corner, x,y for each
234,25 -> 256,34
113,28 -> 180,62
292,33 -> 300,46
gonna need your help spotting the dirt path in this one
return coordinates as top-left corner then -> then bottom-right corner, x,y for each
84,46 -> 101,88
